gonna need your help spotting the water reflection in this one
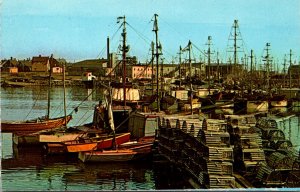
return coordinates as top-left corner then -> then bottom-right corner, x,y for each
215,108 -> 234,115
2,145 -> 156,190
63,162 -> 154,190
270,107 -> 288,114
292,106 -> 300,113
0,87 -> 101,126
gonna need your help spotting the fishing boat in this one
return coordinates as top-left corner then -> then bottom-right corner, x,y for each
1,115 -> 72,134
246,100 -> 269,113
1,77 -> 38,87
39,127 -> 84,143
12,123 -> 85,146
78,137 -> 153,163
214,91 -> 236,109
246,94 -> 269,113
79,149 -> 137,162
269,94 -> 288,107
1,58 -> 72,134
64,132 -> 131,153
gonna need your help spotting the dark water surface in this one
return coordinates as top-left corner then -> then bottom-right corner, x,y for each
1,86 -> 299,191
1,86 -> 190,191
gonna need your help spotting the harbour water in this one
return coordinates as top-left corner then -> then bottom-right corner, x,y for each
0,86 -> 192,191
1,86 -> 299,190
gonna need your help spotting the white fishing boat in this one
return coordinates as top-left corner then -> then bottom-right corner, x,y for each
246,100 -> 269,113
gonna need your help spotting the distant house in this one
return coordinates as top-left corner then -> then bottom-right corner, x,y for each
53,58 -> 66,73
18,59 -> 32,72
1,57 -> 19,73
8,67 -> 18,73
32,55 -> 50,72
31,55 -> 60,73
52,66 -> 63,73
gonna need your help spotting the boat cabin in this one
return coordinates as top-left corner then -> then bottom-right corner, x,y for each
128,111 -> 160,139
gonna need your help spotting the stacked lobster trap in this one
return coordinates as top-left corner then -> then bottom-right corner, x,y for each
156,116 -> 236,188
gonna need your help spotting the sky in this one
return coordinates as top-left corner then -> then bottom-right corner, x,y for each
1,0 -> 300,66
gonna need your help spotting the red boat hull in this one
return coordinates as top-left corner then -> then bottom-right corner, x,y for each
65,132 -> 131,152
1,115 -> 72,134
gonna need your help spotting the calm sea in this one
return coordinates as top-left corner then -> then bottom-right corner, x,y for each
0,86 -> 191,191
1,86 -> 299,191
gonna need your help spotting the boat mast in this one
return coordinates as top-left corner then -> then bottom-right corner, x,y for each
263,43 -> 272,95
47,55 -> 53,120
226,20 -> 245,77
250,49 -> 254,93
233,20 -> 237,75
153,14 -> 160,112
188,40 -> 192,79
217,51 -> 220,83
63,63 -> 67,126
206,36 -> 213,90
188,40 -> 193,115
179,46 -> 182,87
118,16 -> 128,107
160,55 -> 164,98
151,41 -> 154,95
283,54 -> 286,88
107,36 -> 112,82
289,49 -> 293,89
